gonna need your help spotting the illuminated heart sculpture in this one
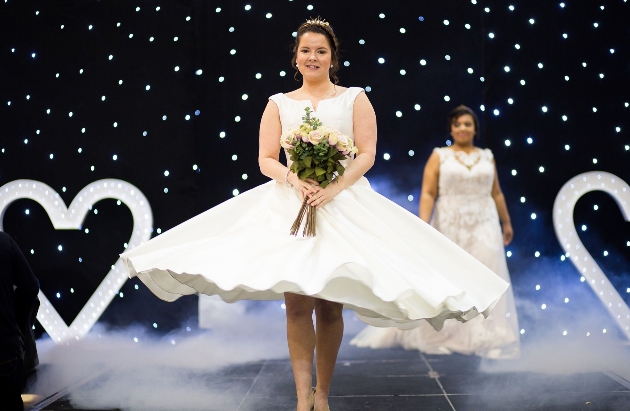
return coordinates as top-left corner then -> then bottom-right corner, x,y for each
553,172 -> 630,341
0,179 -> 153,343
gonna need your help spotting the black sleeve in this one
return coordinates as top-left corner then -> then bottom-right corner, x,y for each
10,238 -> 40,315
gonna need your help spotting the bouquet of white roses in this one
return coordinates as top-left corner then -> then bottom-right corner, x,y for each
280,107 -> 357,236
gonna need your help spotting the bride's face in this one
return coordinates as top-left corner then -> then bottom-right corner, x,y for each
296,32 -> 332,82
450,114 -> 476,146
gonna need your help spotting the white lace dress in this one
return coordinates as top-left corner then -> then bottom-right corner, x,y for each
350,147 -> 520,358
121,91 -> 510,331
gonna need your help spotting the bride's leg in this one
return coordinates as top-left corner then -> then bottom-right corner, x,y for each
285,293 -> 316,411
313,299 -> 344,409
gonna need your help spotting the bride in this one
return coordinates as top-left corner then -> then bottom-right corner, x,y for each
351,105 -> 520,359
121,20 -> 510,411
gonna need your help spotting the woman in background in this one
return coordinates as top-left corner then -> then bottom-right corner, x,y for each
351,105 -> 520,359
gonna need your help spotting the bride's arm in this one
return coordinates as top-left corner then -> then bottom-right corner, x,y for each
335,92 -> 377,189
307,92 -> 377,208
258,100 -> 316,197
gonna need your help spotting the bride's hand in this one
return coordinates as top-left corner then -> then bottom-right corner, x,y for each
287,173 -> 318,201
307,181 -> 343,209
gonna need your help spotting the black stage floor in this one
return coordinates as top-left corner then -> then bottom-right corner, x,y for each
25,338 -> 630,411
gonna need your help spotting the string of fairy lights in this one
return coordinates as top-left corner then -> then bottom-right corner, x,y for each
0,0 -> 628,344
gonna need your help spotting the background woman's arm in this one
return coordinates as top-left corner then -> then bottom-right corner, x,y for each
491,160 -> 514,246
419,151 -> 440,223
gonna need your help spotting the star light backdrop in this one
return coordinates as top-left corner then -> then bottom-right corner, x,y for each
0,0 -> 628,343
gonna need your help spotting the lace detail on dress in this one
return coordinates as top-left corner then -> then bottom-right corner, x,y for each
453,150 -> 481,169
432,147 -> 500,253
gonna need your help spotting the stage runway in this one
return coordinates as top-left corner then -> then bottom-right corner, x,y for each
23,335 -> 630,411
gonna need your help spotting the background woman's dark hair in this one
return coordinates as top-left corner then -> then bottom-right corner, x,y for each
291,18 -> 340,84
447,105 -> 480,135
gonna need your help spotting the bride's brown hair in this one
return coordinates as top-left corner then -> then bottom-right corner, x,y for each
291,17 -> 340,84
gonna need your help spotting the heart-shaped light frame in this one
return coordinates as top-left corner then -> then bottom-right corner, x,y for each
0,179 -> 153,343
553,171 -> 630,340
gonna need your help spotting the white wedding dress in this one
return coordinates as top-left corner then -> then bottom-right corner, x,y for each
120,88 -> 510,331
350,147 -> 520,358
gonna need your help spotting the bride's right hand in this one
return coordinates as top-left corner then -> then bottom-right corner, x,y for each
287,173 -> 318,201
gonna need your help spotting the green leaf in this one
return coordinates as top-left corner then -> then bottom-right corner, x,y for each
336,164 -> 345,175
315,167 -> 326,176
320,180 -> 330,188
303,156 -> 312,168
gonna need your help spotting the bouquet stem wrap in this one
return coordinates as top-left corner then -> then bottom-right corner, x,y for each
280,107 -> 357,237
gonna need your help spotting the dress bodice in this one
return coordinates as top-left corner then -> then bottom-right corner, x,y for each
434,147 -> 495,198
269,87 -> 364,168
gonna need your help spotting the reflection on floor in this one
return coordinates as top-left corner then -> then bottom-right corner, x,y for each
24,338 -> 630,411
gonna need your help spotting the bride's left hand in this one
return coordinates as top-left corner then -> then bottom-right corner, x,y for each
307,182 -> 343,208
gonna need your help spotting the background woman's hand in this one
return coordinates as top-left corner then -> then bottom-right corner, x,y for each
502,222 -> 514,246
307,181 -> 343,208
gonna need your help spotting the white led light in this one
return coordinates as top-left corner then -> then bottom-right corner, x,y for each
395,111 -> 402,117
232,189 -> 239,196
505,140 -> 511,146
488,32 -> 494,38
219,76 -> 225,82
266,13 -> 272,18
0,179 -> 153,343
520,197 -> 525,203
508,98 -> 513,104
565,145 -> 570,150
520,80 -> 526,85
538,63 -> 543,69
529,19 -> 535,24
255,73 -> 262,79
219,131 -> 226,138
593,158 -> 598,164
279,71 -> 286,77
562,115 -> 568,121
242,94 -> 248,100
400,69 -> 406,75
443,20 -> 450,25
506,251 -> 512,257
444,95 -> 450,102
408,150 -> 415,156
420,59 -> 427,66
467,68 -> 473,74
541,304 -> 546,309
535,251 -> 540,257
539,166 -> 545,173
414,104 -> 421,111
378,58 -> 385,64
234,116 -> 241,122
400,28 -> 406,33
383,153 -> 391,160
527,137 -> 533,144
542,106 -> 548,113
465,24 -> 471,29
359,39 -> 365,45
232,154 -> 238,161
553,172 -> 630,340
511,170 -> 517,176
531,213 -> 537,220
493,109 -> 499,116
